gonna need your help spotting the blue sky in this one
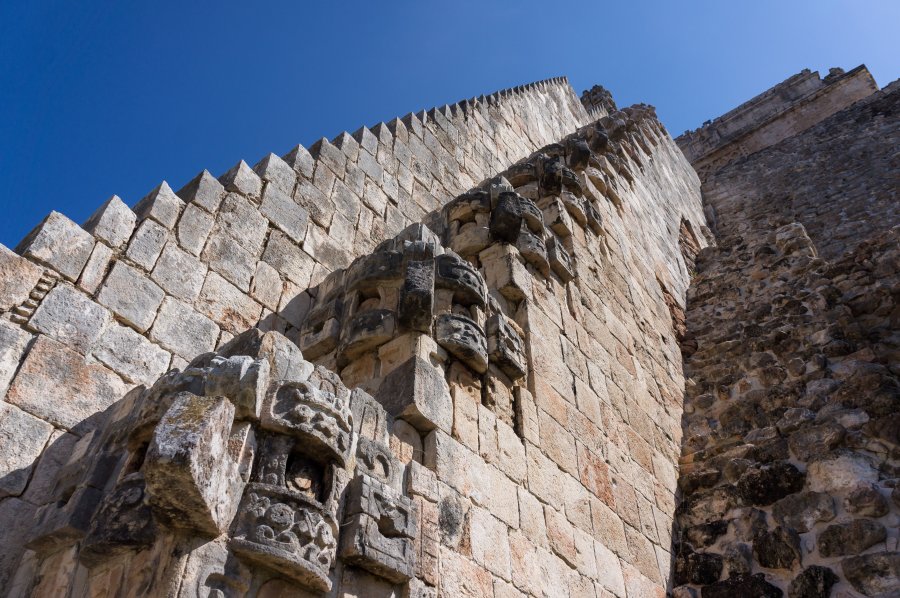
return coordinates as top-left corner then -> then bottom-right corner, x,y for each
1,0 -> 898,247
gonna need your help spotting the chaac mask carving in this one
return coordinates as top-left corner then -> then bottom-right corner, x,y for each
24,328 -> 418,595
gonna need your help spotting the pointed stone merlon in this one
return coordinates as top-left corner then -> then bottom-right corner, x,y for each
82,195 -> 136,248
15,211 -> 95,282
282,144 -> 314,179
177,170 -> 226,213
133,182 -> 185,229
219,160 -> 262,200
253,152 -> 297,198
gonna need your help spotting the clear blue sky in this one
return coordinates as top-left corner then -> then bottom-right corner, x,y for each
1,0 -> 897,247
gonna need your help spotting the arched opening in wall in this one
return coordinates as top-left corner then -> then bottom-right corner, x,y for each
678,218 -> 701,276
657,277 -> 686,342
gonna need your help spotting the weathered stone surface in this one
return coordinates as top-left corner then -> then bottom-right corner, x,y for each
260,185 -> 309,243
126,218 -> 168,270
150,297 -> 219,359
817,519 -> 886,558
701,574 -> 783,598
6,336 -> 127,430
16,211 -> 94,282
82,195 -> 136,248
772,491 -> 835,533
787,565 -> 838,598
177,169 -> 226,213
77,241 -> 114,294
753,526 -> 800,570
0,319 -> 32,399
97,261 -> 165,332
219,160 -> 263,199
375,357 -> 453,433
176,203 -> 215,256
196,272 -> 262,335
203,230 -> 257,291
29,283 -> 112,353
736,461 -> 805,506
0,244 -> 43,312
841,552 -> 900,596
92,323 -> 171,385
0,403 -> 54,497
844,482 -> 889,517
134,181 -> 185,229
151,242 -> 206,302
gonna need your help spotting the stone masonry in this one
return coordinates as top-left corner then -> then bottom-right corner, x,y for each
0,64 -> 896,597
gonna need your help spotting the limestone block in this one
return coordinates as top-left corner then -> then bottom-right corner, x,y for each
435,314 -> 488,374
177,170 -> 226,213
480,243 -> 532,303
82,195 -> 136,248
260,184 -> 309,243
16,211 -> 94,282
250,261 -> 282,311
77,242 -> 113,294
283,144 -> 315,179
263,230 -> 315,287
841,552 -> 900,596
0,319 -> 32,398
97,261 -> 165,332
197,272 -> 262,335
92,323 -> 171,385
0,402 -> 54,497
145,393 -> 252,537
150,297 -> 219,359
547,236 -> 576,282
215,193 -> 269,254
0,244 -> 43,312
219,161 -> 262,200
6,336 -> 127,430
303,223 -> 351,270
134,182 -> 185,229
126,218 -> 168,270
205,355 -> 270,420
469,506 -> 511,580
29,283 -> 112,353
203,231 -> 257,291
254,153 -> 297,197
340,473 -> 417,583
151,242 -> 206,302
375,357 -> 453,433
176,203 -> 215,256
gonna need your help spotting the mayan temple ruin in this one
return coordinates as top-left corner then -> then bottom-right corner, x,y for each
0,64 -> 896,597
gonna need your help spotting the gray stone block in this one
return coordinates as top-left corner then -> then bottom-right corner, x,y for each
215,194 -> 268,254
6,336 -> 128,430
0,319 -> 32,399
249,261 -> 281,311
177,170 -> 225,213
196,272 -> 262,335
254,153 -> 297,197
260,184 -> 309,243
262,231 -> 315,287
93,323 -> 171,385
151,242 -> 206,302
202,232 -> 256,292
176,204 -> 215,256
29,283 -> 112,354
133,181 -> 185,229
0,244 -> 43,312
82,195 -> 136,248
97,261 -> 165,332
283,144 -> 314,178
375,357 -> 452,433
78,242 -> 114,294
219,160 -> 262,199
125,218 -> 168,271
150,297 -> 219,359
15,211 -> 95,282
0,403 -> 54,498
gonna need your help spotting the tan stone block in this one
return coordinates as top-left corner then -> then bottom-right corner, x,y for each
545,505 -> 578,568
610,477 -> 640,530
624,525 -> 661,584
577,443 -> 614,506
77,242 -> 114,295
390,418 -> 422,465
590,498 -> 628,557
406,460 -> 438,502
493,578 -> 526,598
594,541 -> 626,597
438,548 -> 493,598
196,272 -> 262,335
0,244 -> 43,312
477,403 -> 498,463
415,497 -> 439,585
526,442 -> 564,511
518,487 -> 547,547
496,419 -> 526,483
539,409 -> 578,476
621,561 -> 665,598
469,506 -> 511,580
508,530 -> 544,597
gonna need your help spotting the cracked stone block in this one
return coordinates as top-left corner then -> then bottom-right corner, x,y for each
215,194 -> 269,255
134,182 -> 186,229
92,323 -> 171,385
205,355 -> 270,420
6,336 -> 128,430
0,402 -> 54,498
196,272 -> 262,335
97,261 -> 165,333
150,297 -> 219,359
29,283 -> 112,353
82,195 -> 136,248
176,203 -> 215,256
260,184 -> 309,244
78,242 -> 114,294
145,393 -> 252,537
250,261 -> 281,311
203,231 -> 257,292
16,211 -> 95,282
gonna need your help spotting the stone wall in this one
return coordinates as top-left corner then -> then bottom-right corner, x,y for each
676,66 -> 879,180
0,76 -> 709,597
673,80 -> 899,596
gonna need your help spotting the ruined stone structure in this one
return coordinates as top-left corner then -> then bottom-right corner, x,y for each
0,66 -> 895,597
